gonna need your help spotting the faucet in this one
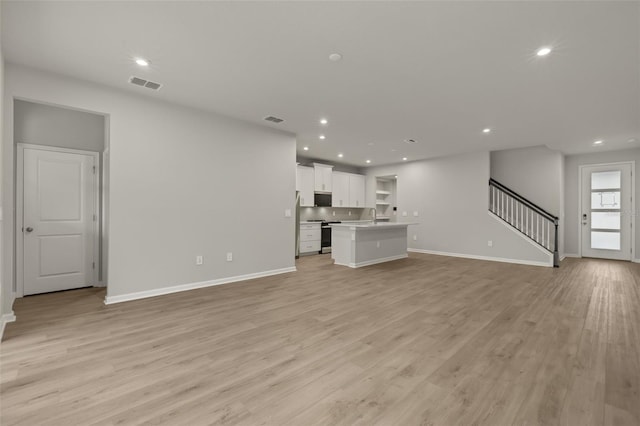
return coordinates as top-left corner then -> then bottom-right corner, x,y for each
371,208 -> 377,224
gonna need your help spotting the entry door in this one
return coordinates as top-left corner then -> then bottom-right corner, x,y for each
22,147 -> 96,295
581,163 -> 633,260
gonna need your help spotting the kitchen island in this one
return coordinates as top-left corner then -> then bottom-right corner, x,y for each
330,222 -> 416,268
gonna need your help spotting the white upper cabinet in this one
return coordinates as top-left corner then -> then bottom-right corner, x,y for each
349,173 -> 366,208
313,163 -> 333,193
332,172 -> 350,207
296,165 -> 315,207
332,171 -> 366,208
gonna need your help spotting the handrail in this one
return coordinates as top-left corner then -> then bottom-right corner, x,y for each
489,178 -> 558,223
488,178 -> 559,267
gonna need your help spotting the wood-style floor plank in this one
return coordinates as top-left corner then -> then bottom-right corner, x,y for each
1,253 -> 639,425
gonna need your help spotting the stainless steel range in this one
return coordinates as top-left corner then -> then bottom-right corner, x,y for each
320,221 -> 341,254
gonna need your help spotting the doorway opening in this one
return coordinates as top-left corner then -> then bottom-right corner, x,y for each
13,99 -> 108,297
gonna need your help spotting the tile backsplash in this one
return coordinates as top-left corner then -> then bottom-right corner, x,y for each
300,207 -> 374,222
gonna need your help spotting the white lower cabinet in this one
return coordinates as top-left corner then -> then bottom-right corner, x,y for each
299,223 -> 321,254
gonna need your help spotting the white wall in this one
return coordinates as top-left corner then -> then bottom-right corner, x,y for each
490,145 -> 564,256
2,64 -> 296,303
365,151 -> 552,266
14,99 -> 105,151
564,148 -> 640,257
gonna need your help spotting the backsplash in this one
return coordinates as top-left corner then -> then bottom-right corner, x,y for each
300,207 -> 373,222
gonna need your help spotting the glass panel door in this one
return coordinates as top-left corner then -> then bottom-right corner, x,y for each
581,164 -> 632,260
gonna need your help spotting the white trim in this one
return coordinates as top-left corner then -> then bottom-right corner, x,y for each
487,211 -> 554,256
0,309 -> 17,341
408,248 -> 553,268
563,253 -> 580,258
633,258 -> 640,264
16,144 -> 100,297
1,294 -> 17,341
104,266 -> 297,305
333,254 -> 408,269
578,161 -> 635,260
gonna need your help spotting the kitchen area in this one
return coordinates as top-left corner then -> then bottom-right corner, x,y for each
296,161 -> 415,267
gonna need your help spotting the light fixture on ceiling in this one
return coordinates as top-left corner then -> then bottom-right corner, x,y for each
483,128 -> 491,134
593,140 -> 604,145
536,47 -> 552,56
303,146 -> 309,151
402,157 -> 408,161
338,153 -> 344,158
329,53 -> 343,62
320,118 -> 328,125
319,135 -> 326,140
135,58 -> 150,67
366,160 -> 371,164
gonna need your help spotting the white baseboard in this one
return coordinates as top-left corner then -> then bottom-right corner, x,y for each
633,258 -> 640,264
334,254 -> 408,269
104,266 -> 297,305
0,311 -> 17,341
408,248 -> 553,267
563,253 -> 580,259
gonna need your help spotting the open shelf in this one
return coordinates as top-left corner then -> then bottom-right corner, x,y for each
376,190 -> 391,195
376,201 -> 390,205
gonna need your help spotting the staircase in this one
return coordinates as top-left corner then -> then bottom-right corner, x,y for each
489,179 -> 559,267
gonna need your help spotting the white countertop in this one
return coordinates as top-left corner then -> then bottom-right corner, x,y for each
329,222 -> 417,229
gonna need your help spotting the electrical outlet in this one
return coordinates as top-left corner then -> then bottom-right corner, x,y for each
349,211 -> 352,216
376,241 -> 380,248
226,252 -> 233,262
284,209 -> 291,217
333,210 -> 336,216
196,256 -> 203,265
402,211 -> 408,217
413,211 -> 419,217
488,240 -> 493,247
413,235 -> 417,241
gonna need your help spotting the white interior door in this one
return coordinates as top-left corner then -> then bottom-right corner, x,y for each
22,147 -> 96,295
581,163 -> 633,260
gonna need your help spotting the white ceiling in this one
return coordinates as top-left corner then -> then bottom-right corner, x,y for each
2,1 -> 639,167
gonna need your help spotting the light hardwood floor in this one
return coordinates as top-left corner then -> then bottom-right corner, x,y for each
1,253 -> 639,425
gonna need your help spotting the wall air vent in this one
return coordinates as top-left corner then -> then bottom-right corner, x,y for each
128,76 -> 163,91
405,139 -> 418,144
264,116 -> 284,124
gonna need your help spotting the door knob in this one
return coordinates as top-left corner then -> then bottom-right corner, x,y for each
25,227 -> 34,233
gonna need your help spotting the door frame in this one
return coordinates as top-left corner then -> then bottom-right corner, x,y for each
16,143 -> 100,297
578,161 -> 635,260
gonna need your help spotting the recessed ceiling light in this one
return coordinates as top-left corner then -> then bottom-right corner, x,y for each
135,58 -> 150,67
536,47 -> 552,56
402,157 -> 408,161
303,146 -> 309,151
320,118 -> 328,125
337,153 -> 343,158
483,128 -> 491,133
366,160 -> 371,164
593,140 -> 604,145
329,53 -> 343,62
391,149 -> 397,152
368,142 -> 374,146
319,135 -> 326,140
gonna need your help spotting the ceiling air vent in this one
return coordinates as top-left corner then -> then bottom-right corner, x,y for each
128,76 -> 163,91
405,138 -> 418,144
264,116 -> 284,124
